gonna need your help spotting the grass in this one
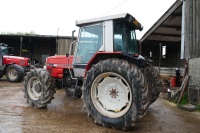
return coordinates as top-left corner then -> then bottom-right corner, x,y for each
179,92 -> 189,105
177,92 -> 200,112
0,75 -> 6,79
197,105 -> 200,112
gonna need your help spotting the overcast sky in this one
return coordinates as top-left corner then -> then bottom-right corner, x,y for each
0,0 -> 176,39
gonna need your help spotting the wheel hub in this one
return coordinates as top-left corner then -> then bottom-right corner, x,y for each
91,72 -> 132,118
11,70 -> 17,76
27,77 -> 42,100
109,88 -> 118,99
9,68 -> 17,79
34,84 -> 41,93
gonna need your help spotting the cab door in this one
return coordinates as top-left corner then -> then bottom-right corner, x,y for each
73,23 -> 104,78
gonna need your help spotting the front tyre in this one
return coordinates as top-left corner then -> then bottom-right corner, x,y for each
23,68 -> 55,108
82,59 -> 150,130
6,64 -> 24,82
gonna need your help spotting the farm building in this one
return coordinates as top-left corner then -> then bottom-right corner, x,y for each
140,0 -> 200,105
0,34 -> 75,65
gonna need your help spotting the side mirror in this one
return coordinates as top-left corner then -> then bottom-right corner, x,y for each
66,53 -> 69,57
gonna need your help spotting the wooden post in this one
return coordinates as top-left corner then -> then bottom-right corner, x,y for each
177,75 -> 190,104
159,43 -> 162,74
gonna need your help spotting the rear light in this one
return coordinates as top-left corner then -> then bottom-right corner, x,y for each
57,74 -> 63,78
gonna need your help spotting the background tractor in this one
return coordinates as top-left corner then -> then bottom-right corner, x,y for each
23,13 -> 161,130
0,43 -> 31,82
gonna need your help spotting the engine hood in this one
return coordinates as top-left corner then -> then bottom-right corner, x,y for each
46,55 -> 74,69
3,55 -> 30,66
3,55 -> 29,60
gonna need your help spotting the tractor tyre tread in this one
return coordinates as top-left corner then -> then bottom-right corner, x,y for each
23,68 -> 56,108
82,58 -> 150,130
144,65 -> 162,104
6,64 -> 24,82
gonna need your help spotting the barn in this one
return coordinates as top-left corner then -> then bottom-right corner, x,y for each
0,34 -> 75,65
140,0 -> 200,105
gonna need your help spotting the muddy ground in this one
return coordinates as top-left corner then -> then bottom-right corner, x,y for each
0,79 -> 200,133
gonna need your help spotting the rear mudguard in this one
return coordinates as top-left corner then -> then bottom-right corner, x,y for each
85,52 -> 150,75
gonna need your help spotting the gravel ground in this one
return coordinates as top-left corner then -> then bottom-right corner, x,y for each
0,78 -> 200,133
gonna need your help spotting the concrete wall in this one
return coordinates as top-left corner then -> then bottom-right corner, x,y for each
189,57 -> 200,87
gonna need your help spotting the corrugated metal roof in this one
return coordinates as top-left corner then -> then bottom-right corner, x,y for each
140,0 -> 182,43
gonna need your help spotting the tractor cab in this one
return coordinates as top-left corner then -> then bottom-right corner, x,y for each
74,13 -> 143,78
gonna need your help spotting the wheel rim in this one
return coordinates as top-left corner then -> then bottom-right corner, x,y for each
91,72 -> 132,118
27,77 -> 42,100
8,68 -> 17,80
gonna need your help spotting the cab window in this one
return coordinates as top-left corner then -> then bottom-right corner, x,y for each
75,24 -> 103,64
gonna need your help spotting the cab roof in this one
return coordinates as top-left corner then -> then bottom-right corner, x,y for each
76,13 -> 143,31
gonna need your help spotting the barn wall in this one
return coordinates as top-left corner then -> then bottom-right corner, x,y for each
185,0 -> 200,88
141,40 -> 184,67
57,39 -> 71,55
184,0 -> 200,58
0,35 -> 73,64
21,37 -> 56,63
0,36 -> 21,56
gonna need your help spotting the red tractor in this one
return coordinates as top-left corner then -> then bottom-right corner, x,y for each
23,13 -> 161,130
45,55 -> 74,88
44,55 -> 82,97
0,43 -> 31,82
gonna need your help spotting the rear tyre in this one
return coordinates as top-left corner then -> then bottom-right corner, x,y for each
6,64 -> 24,82
144,66 -> 162,104
23,68 -> 55,108
82,59 -> 150,130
